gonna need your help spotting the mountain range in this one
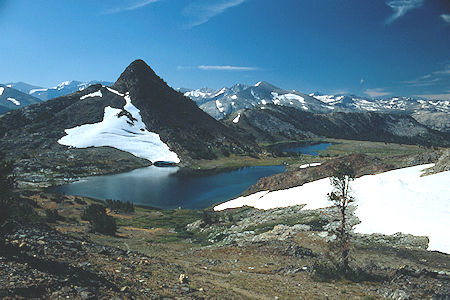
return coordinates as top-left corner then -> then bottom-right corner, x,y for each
181,82 -> 332,119
182,84 -> 450,132
3,78 -> 449,133
5,80 -> 114,101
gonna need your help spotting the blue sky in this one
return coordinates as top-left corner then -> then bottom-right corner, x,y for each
1,0 -> 449,99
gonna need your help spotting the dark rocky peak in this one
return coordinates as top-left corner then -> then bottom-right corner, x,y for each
113,59 -> 163,94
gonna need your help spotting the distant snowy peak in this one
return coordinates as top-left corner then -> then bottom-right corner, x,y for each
185,84 -> 450,120
28,80 -> 114,101
310,92 -> 450,114
0,84 -> 41,113
4,82 -> 44,94
185,81 -> 331,119
183,87 -> 216,100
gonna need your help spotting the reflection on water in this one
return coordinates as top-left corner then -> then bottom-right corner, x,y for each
50,165 -> 285,209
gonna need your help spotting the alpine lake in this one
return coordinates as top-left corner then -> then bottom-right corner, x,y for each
50,143 -> 333,209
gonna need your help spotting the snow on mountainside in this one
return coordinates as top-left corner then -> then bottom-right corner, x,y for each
183,82 -> 331,119
0,84 -> 42,114
58,87 -> 179,163
182,83 -> 450,124
215,164 -> 450,254
309,92 -> 450,114
27,80 -> 114,101
4,82 -> 44,95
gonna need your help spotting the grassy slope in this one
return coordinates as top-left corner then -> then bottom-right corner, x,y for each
191,138 -> 431,171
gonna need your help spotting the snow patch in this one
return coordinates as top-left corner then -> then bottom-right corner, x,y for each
58,92 -> 179,163
216,100 -> 225,113
251,89 -> 260,100
299,162 -> 321,169
231,95 -> 238,100
215,164 -> 450,254
106,87 -> 124,97
7,97 -> 20,106
0,87 -> 4,96
55,81 -> 71,90
274,93 -> 305,104
313,94 -> 335,103
80,90 -> 102,100
29,88 -> 48,95
232,113 -> 241,124
6,84 -> 12,88
255,81 -> 262,87
214,88 -> 226,97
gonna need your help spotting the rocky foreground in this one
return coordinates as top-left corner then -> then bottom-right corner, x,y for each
0,191 -> 449,299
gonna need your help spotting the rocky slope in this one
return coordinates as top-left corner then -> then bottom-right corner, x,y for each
1,192 -> 449,299
412,111 -> 450,133
223,104 -> 450,147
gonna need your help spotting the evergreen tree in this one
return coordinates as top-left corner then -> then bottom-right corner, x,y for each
327,163 -> 355,271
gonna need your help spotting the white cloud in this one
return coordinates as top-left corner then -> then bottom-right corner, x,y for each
401,64 -> 450,87
102,0 -> 160,15
385,0 -> 424,24
414,93 -> 450,100
198,65 -> 258,71
364,88 -> 392,97
441,14 -> 450,23
183,0 -> 246,28
433,64 -> 450,75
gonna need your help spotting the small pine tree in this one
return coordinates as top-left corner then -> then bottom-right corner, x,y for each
82,204 -> 116,235
327,163 -> 356,272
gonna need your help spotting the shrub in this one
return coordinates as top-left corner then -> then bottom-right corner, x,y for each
201,209 -> 219,227
105,199 -> 134,213
45,209 -> 65,223
82,204 -> 116,235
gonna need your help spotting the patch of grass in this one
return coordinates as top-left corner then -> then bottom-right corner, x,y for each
116,209 -> 202,231
115,208 -> 203,243
245,223 -> 276,235
319,138 -> 428,164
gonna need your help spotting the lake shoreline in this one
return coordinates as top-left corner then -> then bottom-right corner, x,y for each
48,165 -> 286,210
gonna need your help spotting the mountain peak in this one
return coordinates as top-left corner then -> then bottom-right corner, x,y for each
253,81 -> 279,90
113,59 -> 160,93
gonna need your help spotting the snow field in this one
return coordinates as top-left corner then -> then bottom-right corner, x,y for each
58,90 -> 179,163
215,164 -> 450,253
